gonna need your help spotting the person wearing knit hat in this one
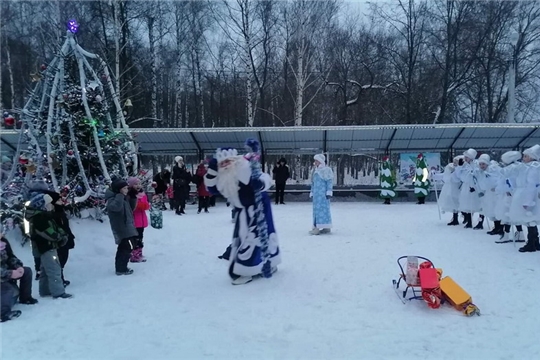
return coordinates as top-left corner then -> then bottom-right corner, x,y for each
24,193 -> 73,299
105,178 -> 139,275
32,190 -> 76,288
126,176 -> 149,263
439,155 -> 464,225
473,154 -> 495,230
494,150 -> 523,243
171,155 -> 192,215
452,148 -> 481,228
507,145 -> 540,252
309,154 -> 334,235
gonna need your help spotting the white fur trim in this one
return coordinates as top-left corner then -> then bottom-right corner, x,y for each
326,190 -> 333,196
259,173 -> 272,191
526,211 -> 533,217
216,148 -> 238,163
206,168 -> 218,177
315,223 -> 332,229
478,154 -> 490,165
314,154 -> 326,165
236,158 -> 251,185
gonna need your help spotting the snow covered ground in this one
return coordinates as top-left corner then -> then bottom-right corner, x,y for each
2,202 -> 540,359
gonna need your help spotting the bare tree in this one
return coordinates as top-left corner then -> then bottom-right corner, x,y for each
282,0 -> 339,126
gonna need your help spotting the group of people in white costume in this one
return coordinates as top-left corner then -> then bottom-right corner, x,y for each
439,145 -> 540,253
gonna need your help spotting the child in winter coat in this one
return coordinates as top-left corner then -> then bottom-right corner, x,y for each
1,236 -> 38,322
106,179 -> 139,275
25,193 -> 72,299
166,185 -> 175,211
127,177 -> 150,262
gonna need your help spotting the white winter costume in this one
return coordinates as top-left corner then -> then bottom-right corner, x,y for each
508,145 -> 540,226
494,151 -> 522,225
439,156 -> 462,213
453,149 -> 481,213
475,154 -> 498,220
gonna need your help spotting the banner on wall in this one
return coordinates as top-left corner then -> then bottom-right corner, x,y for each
398,153 -> 441,185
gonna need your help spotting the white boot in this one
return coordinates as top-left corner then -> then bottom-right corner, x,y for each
309,228 -> 320,235
231,276 -> 253,285
496,231 -> 513,244
515,231 -> 526,243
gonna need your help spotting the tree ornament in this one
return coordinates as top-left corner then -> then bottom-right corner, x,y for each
30,72 -> 43,82
41,64 -> 47,71
67,19 -> 79,34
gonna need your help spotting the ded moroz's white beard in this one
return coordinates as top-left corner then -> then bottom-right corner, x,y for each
217,157 -> 242,205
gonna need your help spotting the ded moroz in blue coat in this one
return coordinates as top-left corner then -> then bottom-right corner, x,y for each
204,150 -> 281,279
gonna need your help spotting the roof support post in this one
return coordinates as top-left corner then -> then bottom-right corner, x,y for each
515,128 -> 537,150
323,130 -> 328,154
258,131 -> 265,172
1,137 -> 17,152
385,128 -> 397,154
449,127 -> 465,153
189,132 -> 203,161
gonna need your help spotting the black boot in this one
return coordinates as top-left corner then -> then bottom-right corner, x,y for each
447,213 -> 459,226
519,226 -> 538,253
473,216 -> 484,230
383,198 -> 391,205
464,213 -> 472,228
487,220 -> 503,235
461,212 -> 467,224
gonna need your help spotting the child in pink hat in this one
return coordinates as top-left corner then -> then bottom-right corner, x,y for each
127,177 -> 150,262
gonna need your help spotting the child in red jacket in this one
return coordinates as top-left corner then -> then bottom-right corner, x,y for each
166,185 -> 175,211
127,177 -> 150,262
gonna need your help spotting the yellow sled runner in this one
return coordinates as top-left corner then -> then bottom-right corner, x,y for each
439,276 -> 481,317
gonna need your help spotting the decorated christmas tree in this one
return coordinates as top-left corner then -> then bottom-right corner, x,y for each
379,156 -> 396,204
413,153 -> 430,204
1,19 -> 138,228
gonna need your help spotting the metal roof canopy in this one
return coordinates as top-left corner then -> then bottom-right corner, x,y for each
1,123 -> 540,155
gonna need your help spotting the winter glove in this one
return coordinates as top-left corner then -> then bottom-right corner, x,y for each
469,187 -> 475,193
478,192 -> 485,198
458,158 -> 464,166
208,158 -> 218,172
309,192 -> 313,198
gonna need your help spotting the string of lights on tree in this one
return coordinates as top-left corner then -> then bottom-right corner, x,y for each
1,19 -> 140,230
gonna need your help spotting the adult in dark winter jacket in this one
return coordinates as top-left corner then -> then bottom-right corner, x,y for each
172,156 -> 192,215
194,162 -> 211,213
25,193 -> 72,299
272,157 -> 290,205
105,179 -> 139,275
1,236 -> 38,323
32,191 -> 75,287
